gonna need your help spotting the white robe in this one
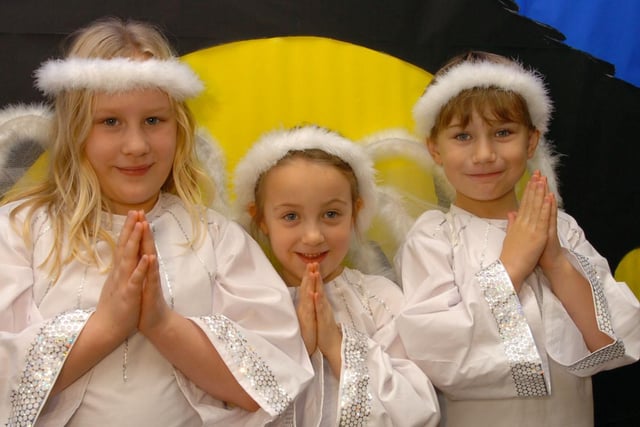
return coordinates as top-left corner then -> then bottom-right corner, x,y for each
395,205 -> 640,427
0,193 -> 314,426
271,267 -> 440,427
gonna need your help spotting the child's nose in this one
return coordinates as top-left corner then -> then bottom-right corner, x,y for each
121,126 -> 150,155
302,223 -> 325,245
472,137 -> 496,163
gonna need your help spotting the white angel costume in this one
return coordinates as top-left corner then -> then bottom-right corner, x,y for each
0,55 -> 313,426
0,193 -> 314,426
233,126 -> 441,427
396,55 -> 640,427
272,267 -> 439,427
396,206 -> 640,427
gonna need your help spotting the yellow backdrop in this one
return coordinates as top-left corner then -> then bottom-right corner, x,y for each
183,36 -> 434,199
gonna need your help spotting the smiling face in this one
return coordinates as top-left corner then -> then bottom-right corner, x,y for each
256,156 -> 358,286
84,88 -> 177,215
428,108 -> 539,218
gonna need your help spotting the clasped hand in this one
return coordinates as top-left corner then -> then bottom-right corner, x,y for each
95,210 -> 169,344
296,263 -> 343,361
501,171 -> 563,290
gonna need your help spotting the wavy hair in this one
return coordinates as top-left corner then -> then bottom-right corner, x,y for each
3,17 -> 214,281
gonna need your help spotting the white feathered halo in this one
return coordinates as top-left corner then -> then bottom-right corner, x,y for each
233,126 -> 378,233
35,58 -> 204,101
412,59 -> 562,206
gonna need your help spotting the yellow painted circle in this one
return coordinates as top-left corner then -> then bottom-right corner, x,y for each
615,248 -> 640,300
183,36 -> 433,198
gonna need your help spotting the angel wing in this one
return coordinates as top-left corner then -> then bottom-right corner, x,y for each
0,104 -> 51,197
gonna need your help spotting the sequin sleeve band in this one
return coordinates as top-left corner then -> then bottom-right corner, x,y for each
199,314 -> 293,415
7,309 -> 92,426
338,324 -> 372,426
567,251 -> 626,372
475,260 -> 549,397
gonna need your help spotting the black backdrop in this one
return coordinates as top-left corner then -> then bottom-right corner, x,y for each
1,0 -> 638,425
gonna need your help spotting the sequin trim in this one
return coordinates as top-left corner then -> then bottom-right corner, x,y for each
277,403 -> 296,427
149,222 -> 175,309
339,325 -> 372,426
571,251 -> 614,334
566,251 -> 625,371
7,309 -> 92,426
343,270 -> 373,317
342,269 -> 392,318
200,314 -> 292,415
476,261 -> 548,396
569,340 -> 626,372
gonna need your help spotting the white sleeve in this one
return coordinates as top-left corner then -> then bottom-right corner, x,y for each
181,217 -> 313,420
338,327 -> 440,427
337,278 -> 440,426
395,213 -> 548,400
0,207 -> 92,425
543,212 -> 640,376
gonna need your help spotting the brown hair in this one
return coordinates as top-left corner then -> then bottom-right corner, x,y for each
251,148 -> 360,233
429,51 -> 535,139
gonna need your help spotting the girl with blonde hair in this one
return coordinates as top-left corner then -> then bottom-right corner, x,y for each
0,17 -> 312,426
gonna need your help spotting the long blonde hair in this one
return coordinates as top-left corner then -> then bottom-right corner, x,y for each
2,17 -> 214,281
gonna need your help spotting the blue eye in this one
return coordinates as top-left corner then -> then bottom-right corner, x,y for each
103,118 -> 118,126
146,117 -> 160,125
496,129 -> 512,137
283,213 -> 298,221
325,210 -> 339,219
455,133 -> 471,142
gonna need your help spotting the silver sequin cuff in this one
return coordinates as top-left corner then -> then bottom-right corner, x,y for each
569,340 -> 626,372
476,261 -> 548,396
8,309 -> 92,426
567,251 -> 625,371
339,324 -> 372,426
570,251 -> 615,334
200,314 -> 292,415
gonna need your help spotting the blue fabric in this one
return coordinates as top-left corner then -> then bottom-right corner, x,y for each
515,0 -> 639,87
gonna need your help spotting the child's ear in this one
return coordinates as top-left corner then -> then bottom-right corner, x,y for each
248,202 -> 269,235
353,197 -> 364,221
426,138 -> 443,165
527,129 -> 541,159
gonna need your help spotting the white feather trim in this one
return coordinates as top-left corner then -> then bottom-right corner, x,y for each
194,127 -> 230,214
362,128 -> 435,173
35,58 -> 203,100
413,61 -> 552,139
0,103 -> 52,147
359,129 -> 445,242
233,126 -> 378,233
529,136 -> 563,206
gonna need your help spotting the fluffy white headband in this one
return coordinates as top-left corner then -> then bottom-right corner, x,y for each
35,57 -> 204,101
413,59 -> 562,206
233,126 -> 378,233
413,61 -> 552,140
